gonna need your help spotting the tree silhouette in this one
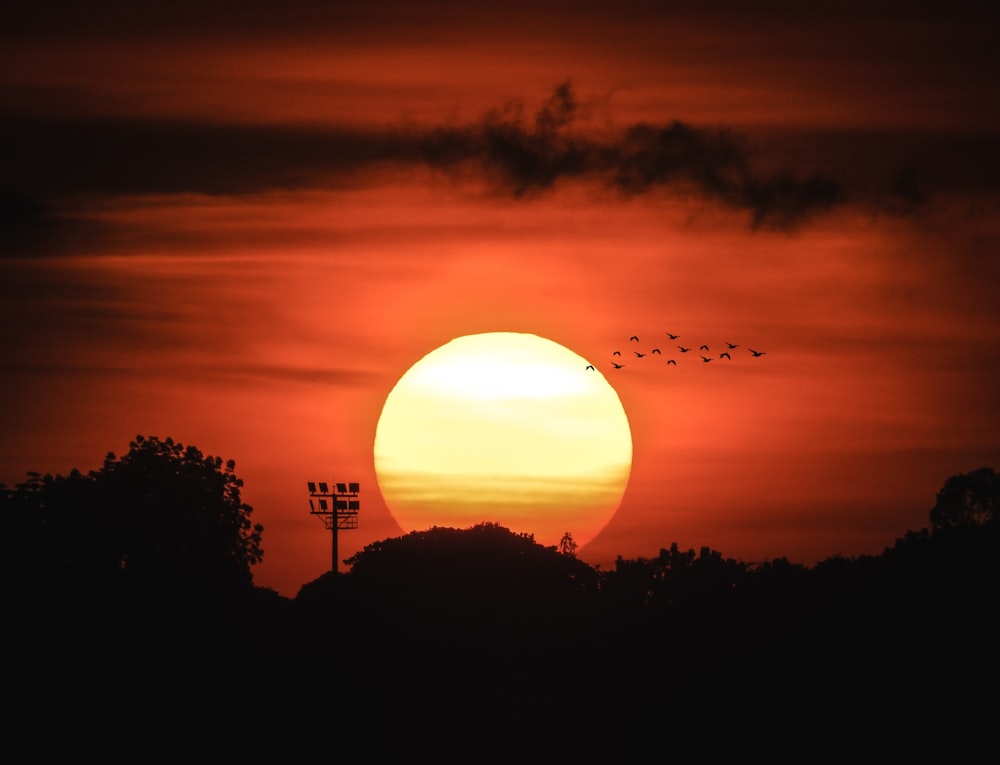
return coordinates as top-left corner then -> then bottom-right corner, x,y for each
929,466 -> 999,529
558,530 -> 578,557
0,434 -> 263,602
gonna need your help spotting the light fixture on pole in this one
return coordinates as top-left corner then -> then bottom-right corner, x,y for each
307,481 -> 360,573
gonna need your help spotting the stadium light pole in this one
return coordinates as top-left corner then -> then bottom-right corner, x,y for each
307,481 -> 360,573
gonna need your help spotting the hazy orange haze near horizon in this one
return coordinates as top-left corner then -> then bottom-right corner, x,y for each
1,2 -> 998,596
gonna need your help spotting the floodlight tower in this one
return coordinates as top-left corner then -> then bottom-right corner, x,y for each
307,481 -> 360,573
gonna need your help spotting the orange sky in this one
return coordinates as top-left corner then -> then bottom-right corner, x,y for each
2,2 -> 998,597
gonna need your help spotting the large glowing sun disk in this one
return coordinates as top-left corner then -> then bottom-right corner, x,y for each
373,332 -> 633,547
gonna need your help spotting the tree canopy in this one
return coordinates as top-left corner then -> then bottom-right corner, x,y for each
929,466 -> 999,529
0,434 -> 263,601
341,521 -> 598,597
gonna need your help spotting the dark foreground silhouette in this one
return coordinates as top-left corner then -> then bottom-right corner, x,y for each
2,437 -> 996,758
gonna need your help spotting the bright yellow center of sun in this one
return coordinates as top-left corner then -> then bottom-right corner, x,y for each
374,332 -> 633,548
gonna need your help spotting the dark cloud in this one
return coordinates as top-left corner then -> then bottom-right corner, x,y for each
4,80 -> 994,245
0,115 -> 401,198
741,174 -> 843,230
888,167 -> 926,212
0,1 -> 414,40
4,1 -> 995,40
609,121 -> 844,228
421,83 -> 594,196
418,82 -> 845,228
612,121 -> 749,197
0,191 -> 51,253
417,83 -> 999,225
616,125 -> 844,229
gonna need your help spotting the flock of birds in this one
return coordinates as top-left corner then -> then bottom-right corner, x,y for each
585,332 -> 767,372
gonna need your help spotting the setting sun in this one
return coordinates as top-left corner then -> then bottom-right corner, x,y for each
2,5 -> 996,750
373,332 -> 633,547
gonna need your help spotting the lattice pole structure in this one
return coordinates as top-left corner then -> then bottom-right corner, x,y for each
307,481 -> 360,573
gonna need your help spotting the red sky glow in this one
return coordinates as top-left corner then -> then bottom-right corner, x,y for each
2,1 -> 998,597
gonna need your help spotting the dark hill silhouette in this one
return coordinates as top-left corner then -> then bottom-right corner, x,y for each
301,522 -> 597,608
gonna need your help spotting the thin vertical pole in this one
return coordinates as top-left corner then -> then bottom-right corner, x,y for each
331,517 -> 338,574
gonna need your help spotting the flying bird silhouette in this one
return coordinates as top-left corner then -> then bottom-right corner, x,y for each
749,349 -> 766,357
699,344 -> 710,351
651,348 -> 661,354
666,359 -> 677,366
630,336 -> 639,342
613,351 -> 621,356
612,362 -> 625,369
719,352 -> 731,360
585,365 -> 595,371
666,332 -> 679,340
678,346 -> 691,353
700,356 -> 712,362
725,342 -> 739,349
634,352 -> 646,358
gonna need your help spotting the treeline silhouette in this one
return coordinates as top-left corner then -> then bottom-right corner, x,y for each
2,436 -> 996,757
